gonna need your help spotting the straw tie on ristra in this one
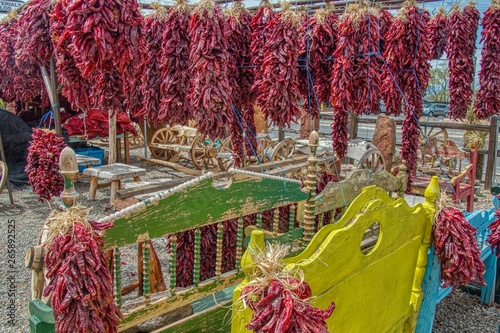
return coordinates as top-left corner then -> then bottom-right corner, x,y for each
42,205 -> 122,332
432,192 -> 486,289
238,242 -> 335,332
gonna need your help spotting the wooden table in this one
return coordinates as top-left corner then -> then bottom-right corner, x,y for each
75,154 -> 101,170
83,163 -> 147,203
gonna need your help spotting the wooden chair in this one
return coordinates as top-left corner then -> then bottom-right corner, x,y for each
412,143 -> 478,211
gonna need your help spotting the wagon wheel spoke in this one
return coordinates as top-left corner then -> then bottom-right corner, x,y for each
191,136 -> 219,170
358,149 -> 385,173
217,137 -> 234,171
271,139 -> 296,162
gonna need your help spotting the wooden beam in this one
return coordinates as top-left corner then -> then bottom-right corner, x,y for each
116,177 -> 195,199
485,116 -> 498,190
138,157 -> 202,176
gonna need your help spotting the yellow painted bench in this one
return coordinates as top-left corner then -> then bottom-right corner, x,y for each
232,178 -> 439,333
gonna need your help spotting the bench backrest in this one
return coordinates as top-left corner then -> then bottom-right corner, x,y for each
232,182 -> 438,332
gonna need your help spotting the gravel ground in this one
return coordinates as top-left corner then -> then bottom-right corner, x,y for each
0,146 -> 499,332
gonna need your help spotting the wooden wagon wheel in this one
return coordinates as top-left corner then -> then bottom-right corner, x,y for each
149,127 -> 185,161
0,160 -> 7,195
128,123 -> 144,146
358,149 -> 386,173
191,135 -> 220,170
419,126 -> 448,146
217,137 -> 234,171
271,139 -> 296,161
244,137 -> 276,165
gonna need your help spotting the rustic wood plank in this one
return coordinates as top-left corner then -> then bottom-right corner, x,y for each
316,169 -> 403,215
152,302 -> 231,333
83,163 -> 147,180
117,178 -> 191,199
103,174 -> 307,249
118,272 -> 244,331
138,157 -> 202,176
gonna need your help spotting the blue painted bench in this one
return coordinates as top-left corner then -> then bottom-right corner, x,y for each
416,196 -> 500,333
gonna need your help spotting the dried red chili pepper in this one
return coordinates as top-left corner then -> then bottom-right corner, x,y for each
250,0 -> 275,95
473,0 -> 500,119
137,8 -> 168,123
243,277 -> 335,333
487,209 -> 500,257
226,2 -> 255,167
43,220 -> 121,333
188,0 -> 232,140
433,207 -> 486,289
25,129 -> 66,202
447,2 -> 480,120
0,17 -> 46,105
254,5 -> 301,127
15,0 -> 54,69
49,1 -> 91,112
427,8 -> 447,60
300,6 -> 338,120
330,5 -> 383,159
159,0 -> 192,126
382,3 -> 431,188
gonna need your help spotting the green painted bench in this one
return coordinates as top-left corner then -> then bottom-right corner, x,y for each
27,132 -> 410,333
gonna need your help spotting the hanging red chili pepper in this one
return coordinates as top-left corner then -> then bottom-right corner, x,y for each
379,7 -> 394,55
487,208 -> 500,257
254,4 -> 301,128
226,1 -> 255,167
50,2 -> 91,112
474,0 -> 500,119
15,0 -> 54,69
25,128 -> 66,202
447,2 -> 480,120
43,220 -> 121,332
250,0 -> 275,97
427,7 -> 447,60
137,7 -> 168,124
382,3 -> 431,188
0,17 -> 46,105
188,0 -> 232,140
433,206 -> 486,289
159,0 -> 192,126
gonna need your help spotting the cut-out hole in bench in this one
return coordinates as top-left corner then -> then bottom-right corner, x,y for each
361,222 -> 381,255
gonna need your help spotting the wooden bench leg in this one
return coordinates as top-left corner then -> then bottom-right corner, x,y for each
110,180 -> 119,203
89,176 -> 98,200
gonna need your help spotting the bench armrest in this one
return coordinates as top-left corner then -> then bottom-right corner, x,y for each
450,164 -> 473,186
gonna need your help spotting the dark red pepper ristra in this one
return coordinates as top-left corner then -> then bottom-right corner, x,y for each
25,129 -> 66,202
43,221 -> 121,332
433,207 -> 486,289
447,3 -> 480,120
427,7 -> 447,60
473,0 -> 500,119
188,0 -> 232,140
159,0 -> 192,126
137,8 -> 168,123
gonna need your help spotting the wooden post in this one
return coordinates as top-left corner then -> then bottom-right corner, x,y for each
349,112 -> 358,140
278,126 -> 285,142
109,112 -> 117,164
143,117 -> 148,158
40,59 -> 62,137
59,147 -> 79,208
303,131 -> 319,246
50,58 -> 62,137
485,116 -> 498,189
